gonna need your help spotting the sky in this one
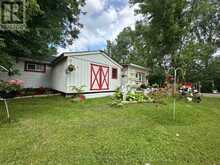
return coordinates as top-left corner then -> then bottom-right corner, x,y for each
57,0 -> 141,53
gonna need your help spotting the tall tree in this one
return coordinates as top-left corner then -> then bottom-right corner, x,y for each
130,0 -> 193,67
0,0 -> 85,69
108,27 -> 134,64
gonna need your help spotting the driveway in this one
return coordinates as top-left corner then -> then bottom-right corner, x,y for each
202,93 -> 220,97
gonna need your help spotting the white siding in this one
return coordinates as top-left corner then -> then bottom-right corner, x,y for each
51,59 -> 67,93
0,52 -> 122,98
65,53 -> 122,94
0,60 -> 51,88
122,65 -> 149,87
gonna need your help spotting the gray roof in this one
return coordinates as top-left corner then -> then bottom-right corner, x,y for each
52,50 -> 122,68
122,63 -> 149,71
44,56 -> 57,63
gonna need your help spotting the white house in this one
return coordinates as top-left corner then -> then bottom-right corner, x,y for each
122,63 -> 149,88
0,51 -> 122,98
0,57 -> 54,88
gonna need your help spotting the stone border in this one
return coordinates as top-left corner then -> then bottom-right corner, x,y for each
12,93 -> 61,100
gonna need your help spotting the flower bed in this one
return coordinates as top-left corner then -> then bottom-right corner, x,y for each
0,80 -> 24,99
111,88 -> 168,107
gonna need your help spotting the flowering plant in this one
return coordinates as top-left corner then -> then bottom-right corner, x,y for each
0,79 -> 24,93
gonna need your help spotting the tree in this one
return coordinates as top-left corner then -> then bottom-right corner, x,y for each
108,27 -> 134,64
130,0 -> 194,67
107,26 -> 151,68
0,0 -> 85,69
128,0 -> 220,88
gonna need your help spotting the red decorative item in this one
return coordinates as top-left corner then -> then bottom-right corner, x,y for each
79,94 -> 86,102
183,83 -> 193,89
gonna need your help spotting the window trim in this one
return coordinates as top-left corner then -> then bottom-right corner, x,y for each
136,72 -> 145,82
112,68 -> 118,79
24,61 -> 46,73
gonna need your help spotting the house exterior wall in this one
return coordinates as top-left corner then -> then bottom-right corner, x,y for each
65,53 -> 122,94
122,65 -> 149,87
51,59 -> 67,93
0,60 -> 51,88
0,52 -> 122,98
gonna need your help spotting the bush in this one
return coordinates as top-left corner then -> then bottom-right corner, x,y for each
201,80 -> 213,93
152,83 -> 159,88
214,78 -> 220,92
114,88 -> 123,100
148,90 -> 167,105
148,68 -> 166,86
0,80 -> 24,93
140,84 -> 147,89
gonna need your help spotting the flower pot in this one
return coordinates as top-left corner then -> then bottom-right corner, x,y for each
0,91 -> 17,99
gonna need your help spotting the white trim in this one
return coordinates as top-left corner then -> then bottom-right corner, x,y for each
126,63 -> 148,71
62,51 -> 122,69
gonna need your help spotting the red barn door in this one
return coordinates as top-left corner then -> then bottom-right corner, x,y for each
90,64 -> 109,90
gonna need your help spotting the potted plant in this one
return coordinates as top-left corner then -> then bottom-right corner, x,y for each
0,80 -> 24,99
72,85 -> 86,102
66,64 -> 76,73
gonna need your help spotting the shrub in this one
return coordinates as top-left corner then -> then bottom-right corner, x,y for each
152,83 -> 159,88
114,88 -> 123,100
35,87 -> 47,95
201,80 -> 213,93
140,84 -> 147,89
0,80 -> 24,93
148,90 -> 167,105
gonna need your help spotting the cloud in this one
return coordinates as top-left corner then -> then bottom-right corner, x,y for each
57,0 -> 141,53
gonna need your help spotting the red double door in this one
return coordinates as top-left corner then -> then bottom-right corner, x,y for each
90,64 -> 109,90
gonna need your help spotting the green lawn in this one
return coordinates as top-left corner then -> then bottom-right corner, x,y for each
0,96 -> 220,164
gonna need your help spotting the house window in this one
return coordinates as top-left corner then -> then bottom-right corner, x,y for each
25,62 -> 46,73
136,72 -> 144,82
112,68 -> 118,79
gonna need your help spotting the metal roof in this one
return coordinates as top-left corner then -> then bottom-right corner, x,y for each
122,63 -> 148,71
52,50 -> 122,68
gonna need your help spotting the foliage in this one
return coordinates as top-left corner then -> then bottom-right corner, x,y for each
72,85 -> 86,93
67,64 -> 76,72
107,0 -> 220,92
152,84 -> 159,88
106,27 -> 134,64
148,90 -> 167,105
0,80 -> 24,93
149,67 -> 166,86
71,85 -> 86,102
113,89 -> 153,104
114,88 -> 123,100
0,0 -> 85,69
140,84 -> 147,89
129,0 -> 194,67
201,80 -> 213,93
17,88 -> 55,96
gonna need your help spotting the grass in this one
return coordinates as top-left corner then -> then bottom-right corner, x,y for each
0,96 -> 220,165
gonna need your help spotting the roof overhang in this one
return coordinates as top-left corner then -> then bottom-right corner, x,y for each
122,63 -> 149,71
52,50 -> 122,68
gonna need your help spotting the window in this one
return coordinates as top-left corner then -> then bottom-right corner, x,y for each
136,72 -> 144,82
25,62 -> 46,73
112,68 -> 118,79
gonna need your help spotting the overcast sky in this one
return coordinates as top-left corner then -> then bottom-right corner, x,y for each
57,0 -> 140,53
